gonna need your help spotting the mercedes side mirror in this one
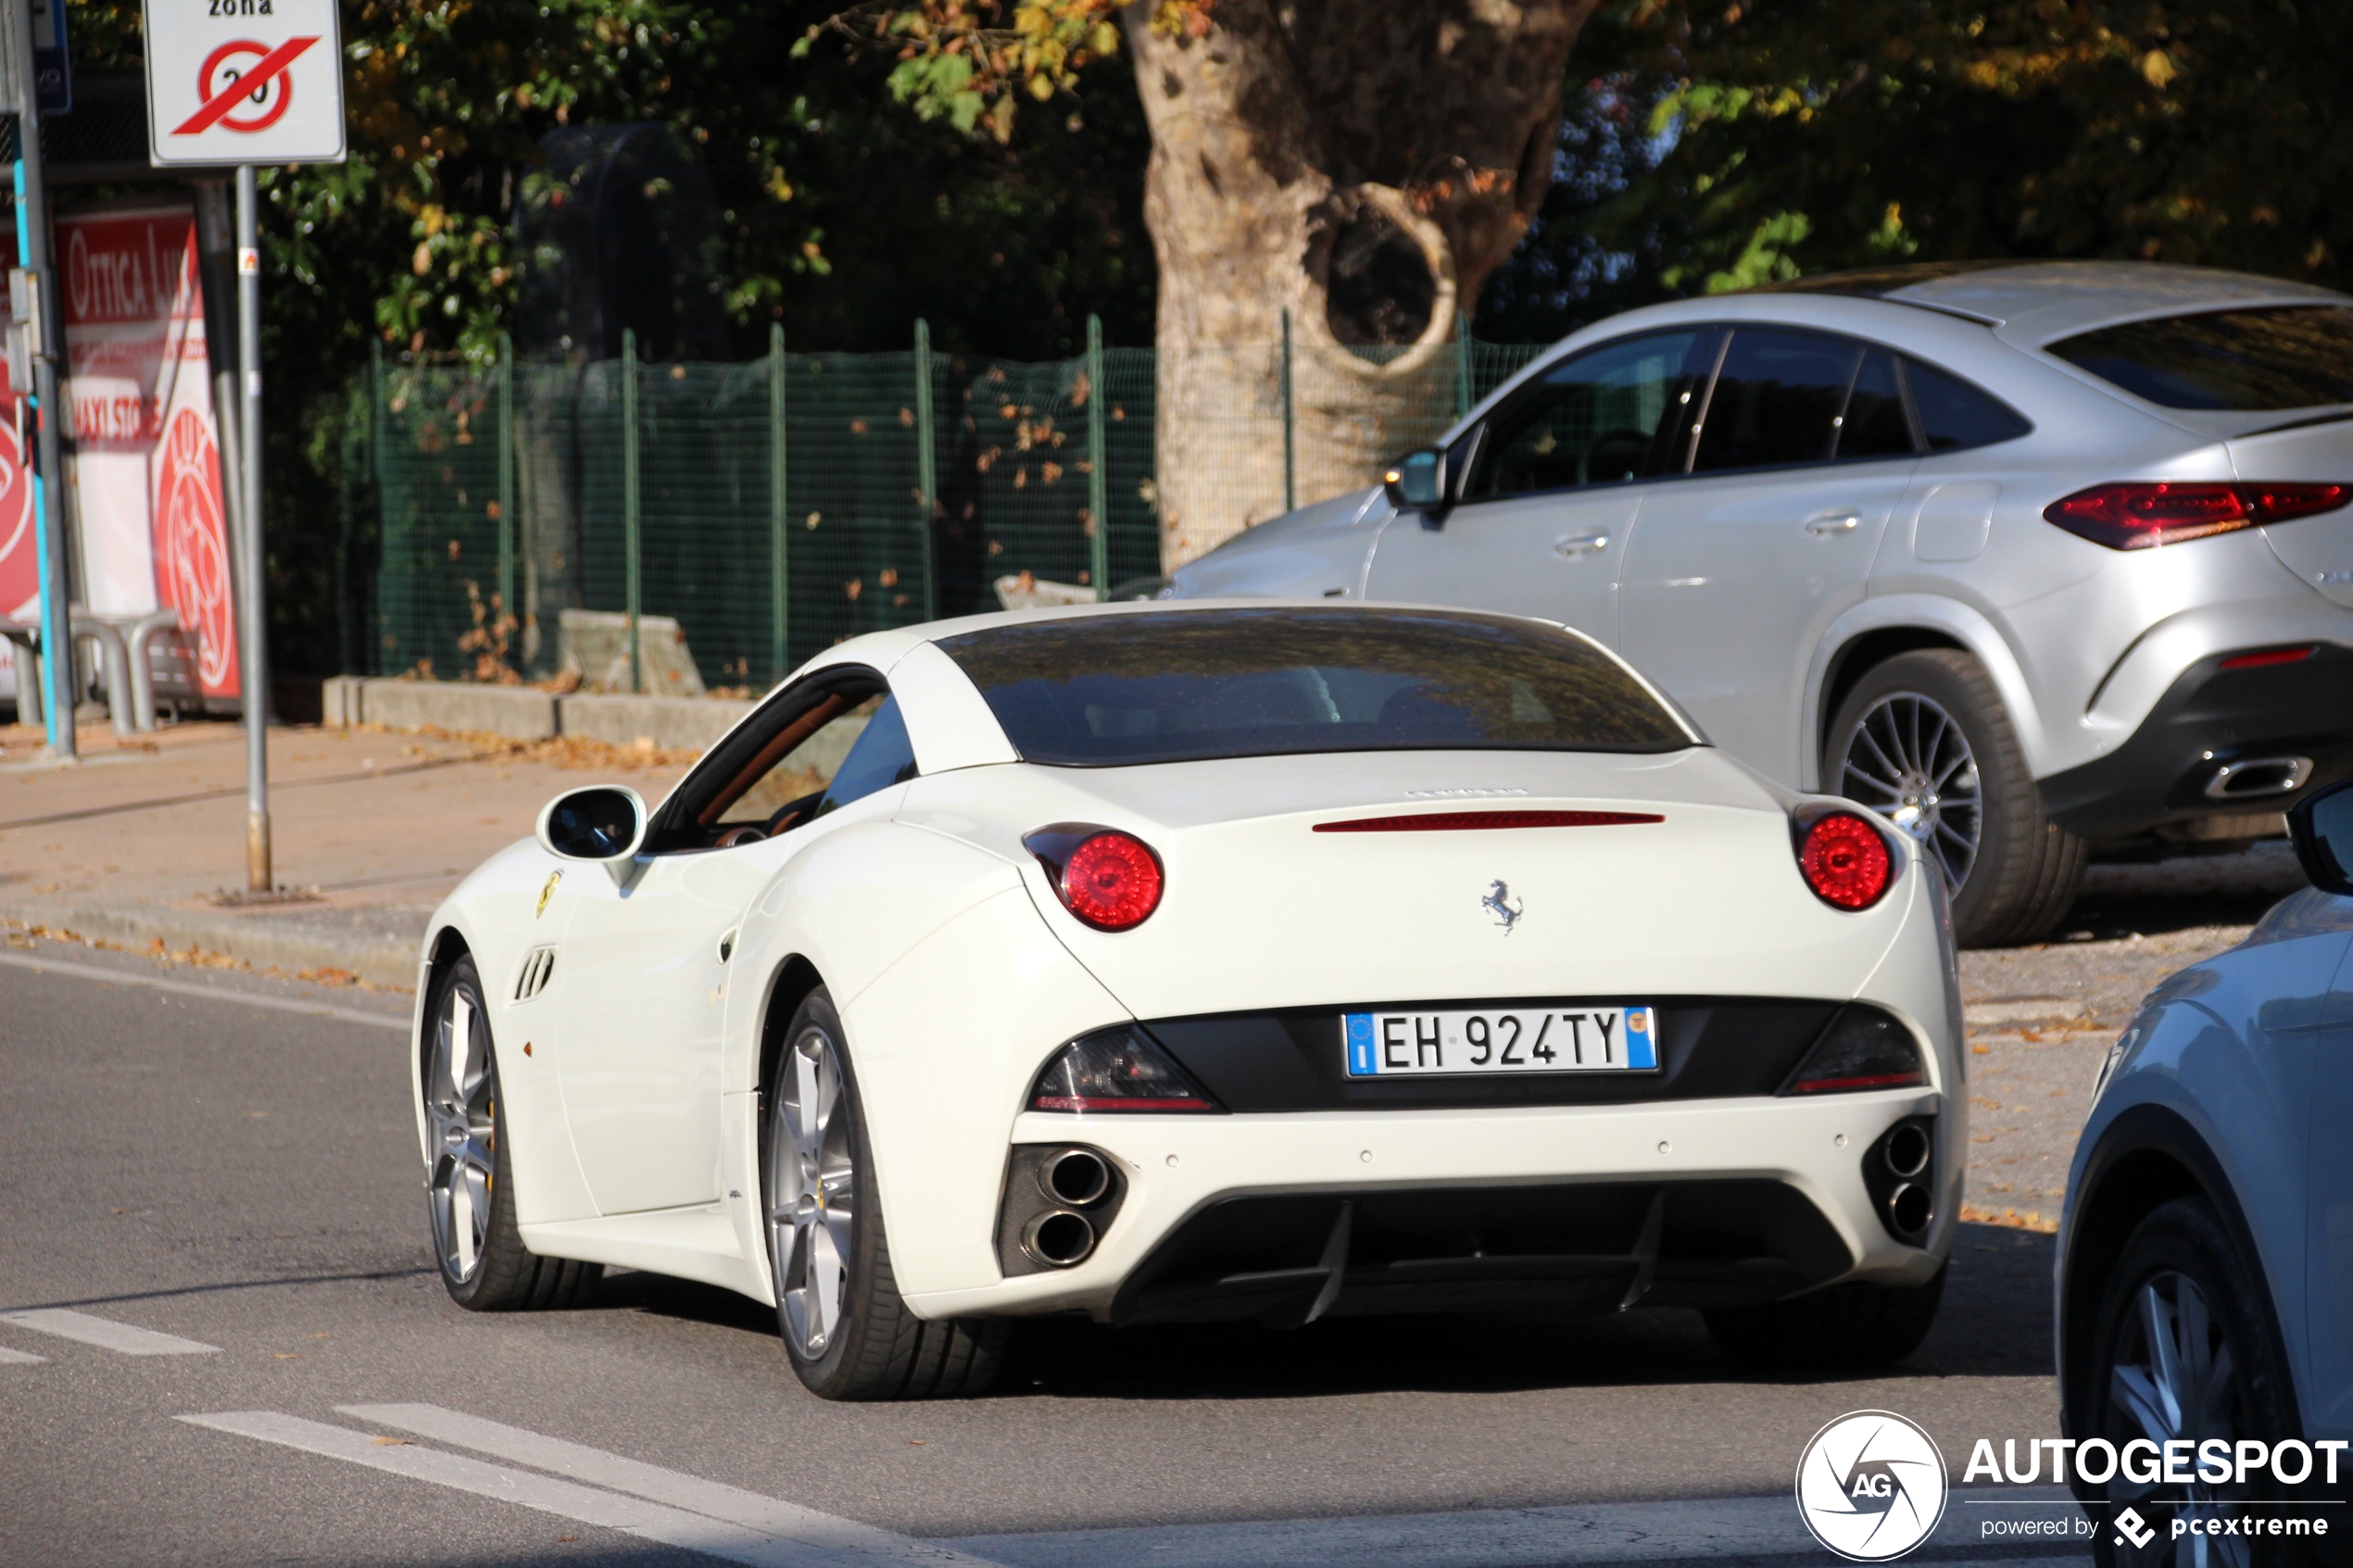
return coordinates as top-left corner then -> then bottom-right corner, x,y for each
2288,775 -> 2353,896
1383,447 -> 1448,527
537,785 -> 648,884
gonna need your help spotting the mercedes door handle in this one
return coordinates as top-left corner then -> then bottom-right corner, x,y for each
1554,531 -> 1611,557
1804,513 -> 1863,537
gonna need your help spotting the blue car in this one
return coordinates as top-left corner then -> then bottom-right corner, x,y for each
2061,775 -> 2353,1564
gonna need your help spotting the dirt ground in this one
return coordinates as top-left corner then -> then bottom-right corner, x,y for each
1954,841 -> 2309,1226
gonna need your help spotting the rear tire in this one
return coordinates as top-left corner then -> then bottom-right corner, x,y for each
2080,1198 -> 2307,1567
1826,649 -> 2084,947
1705,1266 -> 1944,1369
423,955 -> 602,1311
764,988 -> 1007,1400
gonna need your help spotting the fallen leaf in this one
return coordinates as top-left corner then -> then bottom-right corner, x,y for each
371,1436 -> 412,1446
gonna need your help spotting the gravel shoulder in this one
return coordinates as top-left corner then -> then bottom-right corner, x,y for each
1955,840 -> 2309,1227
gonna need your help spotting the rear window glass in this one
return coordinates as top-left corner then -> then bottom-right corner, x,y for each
2047,306 -> 2353,410
937,608 -> 1692,766
1906,359 -> 2032,450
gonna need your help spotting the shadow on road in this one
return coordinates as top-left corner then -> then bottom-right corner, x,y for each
2059,843 -> 2304,939
603,1221 -> 2057,1399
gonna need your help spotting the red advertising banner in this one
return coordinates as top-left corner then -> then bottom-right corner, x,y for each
57,201 -> 239,700
0,336 -> 33,633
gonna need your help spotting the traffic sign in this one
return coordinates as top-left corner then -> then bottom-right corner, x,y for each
0,0 -> 75,115
142,0 -> 345,166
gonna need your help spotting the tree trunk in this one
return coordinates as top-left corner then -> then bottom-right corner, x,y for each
1125,0 -> 1593,571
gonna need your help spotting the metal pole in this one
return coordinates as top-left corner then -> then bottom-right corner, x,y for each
912,318 -> 936,621
1279,307 -> 1295,515
368,337 -> 384,674
1086,315 -> 1109,601
621,326 -> 639,694
1454,308 -> 1472,420
496,332 -> 513,637
235,164 -> 271,890
768,322 -> 787,681
9,1 -> 69,758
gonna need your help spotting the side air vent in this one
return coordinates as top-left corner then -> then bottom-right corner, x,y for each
513,946 -> 557,1002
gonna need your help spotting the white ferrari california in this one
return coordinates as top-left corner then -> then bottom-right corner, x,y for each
410,602 -> 1964,1399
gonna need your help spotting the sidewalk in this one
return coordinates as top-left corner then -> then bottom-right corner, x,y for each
0,718 -> 692,985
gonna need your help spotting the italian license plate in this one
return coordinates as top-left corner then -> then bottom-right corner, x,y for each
1341,1006 -> 1660,1078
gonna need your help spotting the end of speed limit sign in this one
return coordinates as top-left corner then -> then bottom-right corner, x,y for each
144,0 -> 346,166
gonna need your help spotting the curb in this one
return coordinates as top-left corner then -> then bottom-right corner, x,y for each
0,898 -> 423,989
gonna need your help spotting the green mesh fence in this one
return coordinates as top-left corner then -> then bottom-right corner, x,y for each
349,325 -> 1552,689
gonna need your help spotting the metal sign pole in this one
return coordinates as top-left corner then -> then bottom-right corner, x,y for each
8,0 -> 71,759
144,0 -> 342,889
235,166 -> 270,890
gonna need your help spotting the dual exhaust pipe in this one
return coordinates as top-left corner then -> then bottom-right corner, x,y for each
1881,1122 -> 1932,1238
1019,1148 -> 1113,1268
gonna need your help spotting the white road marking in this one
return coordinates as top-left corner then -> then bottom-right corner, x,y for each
342,1404 -> 1002,1566
0,949 -> 409,1032
0,1308 -> 220,1356
183,1411 -> 816,1566
940,1487 -> 2088,1567
0,1345 -> 47,1364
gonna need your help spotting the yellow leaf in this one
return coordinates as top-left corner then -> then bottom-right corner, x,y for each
2140,49 -> 2176,88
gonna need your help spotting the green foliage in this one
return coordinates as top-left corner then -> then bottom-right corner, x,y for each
1573,0 -> 2353,293
57,0 -> 1153,675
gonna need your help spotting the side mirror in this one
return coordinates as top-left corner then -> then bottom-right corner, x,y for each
536,785 -> 648,884
1383,447 -> 1448,525
2288,775 -> 2353,896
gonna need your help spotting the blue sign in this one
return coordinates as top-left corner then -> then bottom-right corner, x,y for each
31,0 -> 69,114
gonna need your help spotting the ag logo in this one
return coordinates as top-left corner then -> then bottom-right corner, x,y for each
1795,1410 -> 1948,1561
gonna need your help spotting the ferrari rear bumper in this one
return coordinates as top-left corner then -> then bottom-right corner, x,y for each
901,1087 -> 1956,1322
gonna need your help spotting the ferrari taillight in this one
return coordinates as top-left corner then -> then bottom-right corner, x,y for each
1030,1026 -> 1220,1112
2044,482 -> 2350,549
1025,825 -> 1164,932
1798,812 -> 1894,910
1780,1006 -> 1927,1095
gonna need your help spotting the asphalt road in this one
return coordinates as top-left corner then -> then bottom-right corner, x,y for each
1,937 -> 2112,1568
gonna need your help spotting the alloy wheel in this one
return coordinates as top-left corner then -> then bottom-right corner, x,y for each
1837,693 -> 1983,892
770,1025 -> 855,1358
2106,1270 -> 2252,1567
424,981 -> 497,1285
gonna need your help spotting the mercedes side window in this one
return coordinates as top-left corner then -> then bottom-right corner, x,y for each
1834,350 -> 1917,460
1691,329 -> 1863,472
1463,330 -> 1719,502
1906,358 -> 2031,451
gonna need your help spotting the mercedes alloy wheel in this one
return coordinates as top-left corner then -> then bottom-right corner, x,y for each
1836,691 -> 1983,894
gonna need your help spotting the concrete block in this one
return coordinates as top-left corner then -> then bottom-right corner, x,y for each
559,693 -> 757,754
559,609 -> 706,696
360,679 -> 558,741
321,675 -> 365,728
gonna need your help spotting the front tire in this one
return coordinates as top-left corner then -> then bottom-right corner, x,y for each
422,955 -> 601,1311
1826,648 -> 2084,947
2081,1198 -> 2304,1567
763,988 -> 1006,1399
1705,1266 -> 1945,1369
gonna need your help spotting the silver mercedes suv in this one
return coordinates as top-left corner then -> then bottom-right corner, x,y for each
1171,261 -> 2353,945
